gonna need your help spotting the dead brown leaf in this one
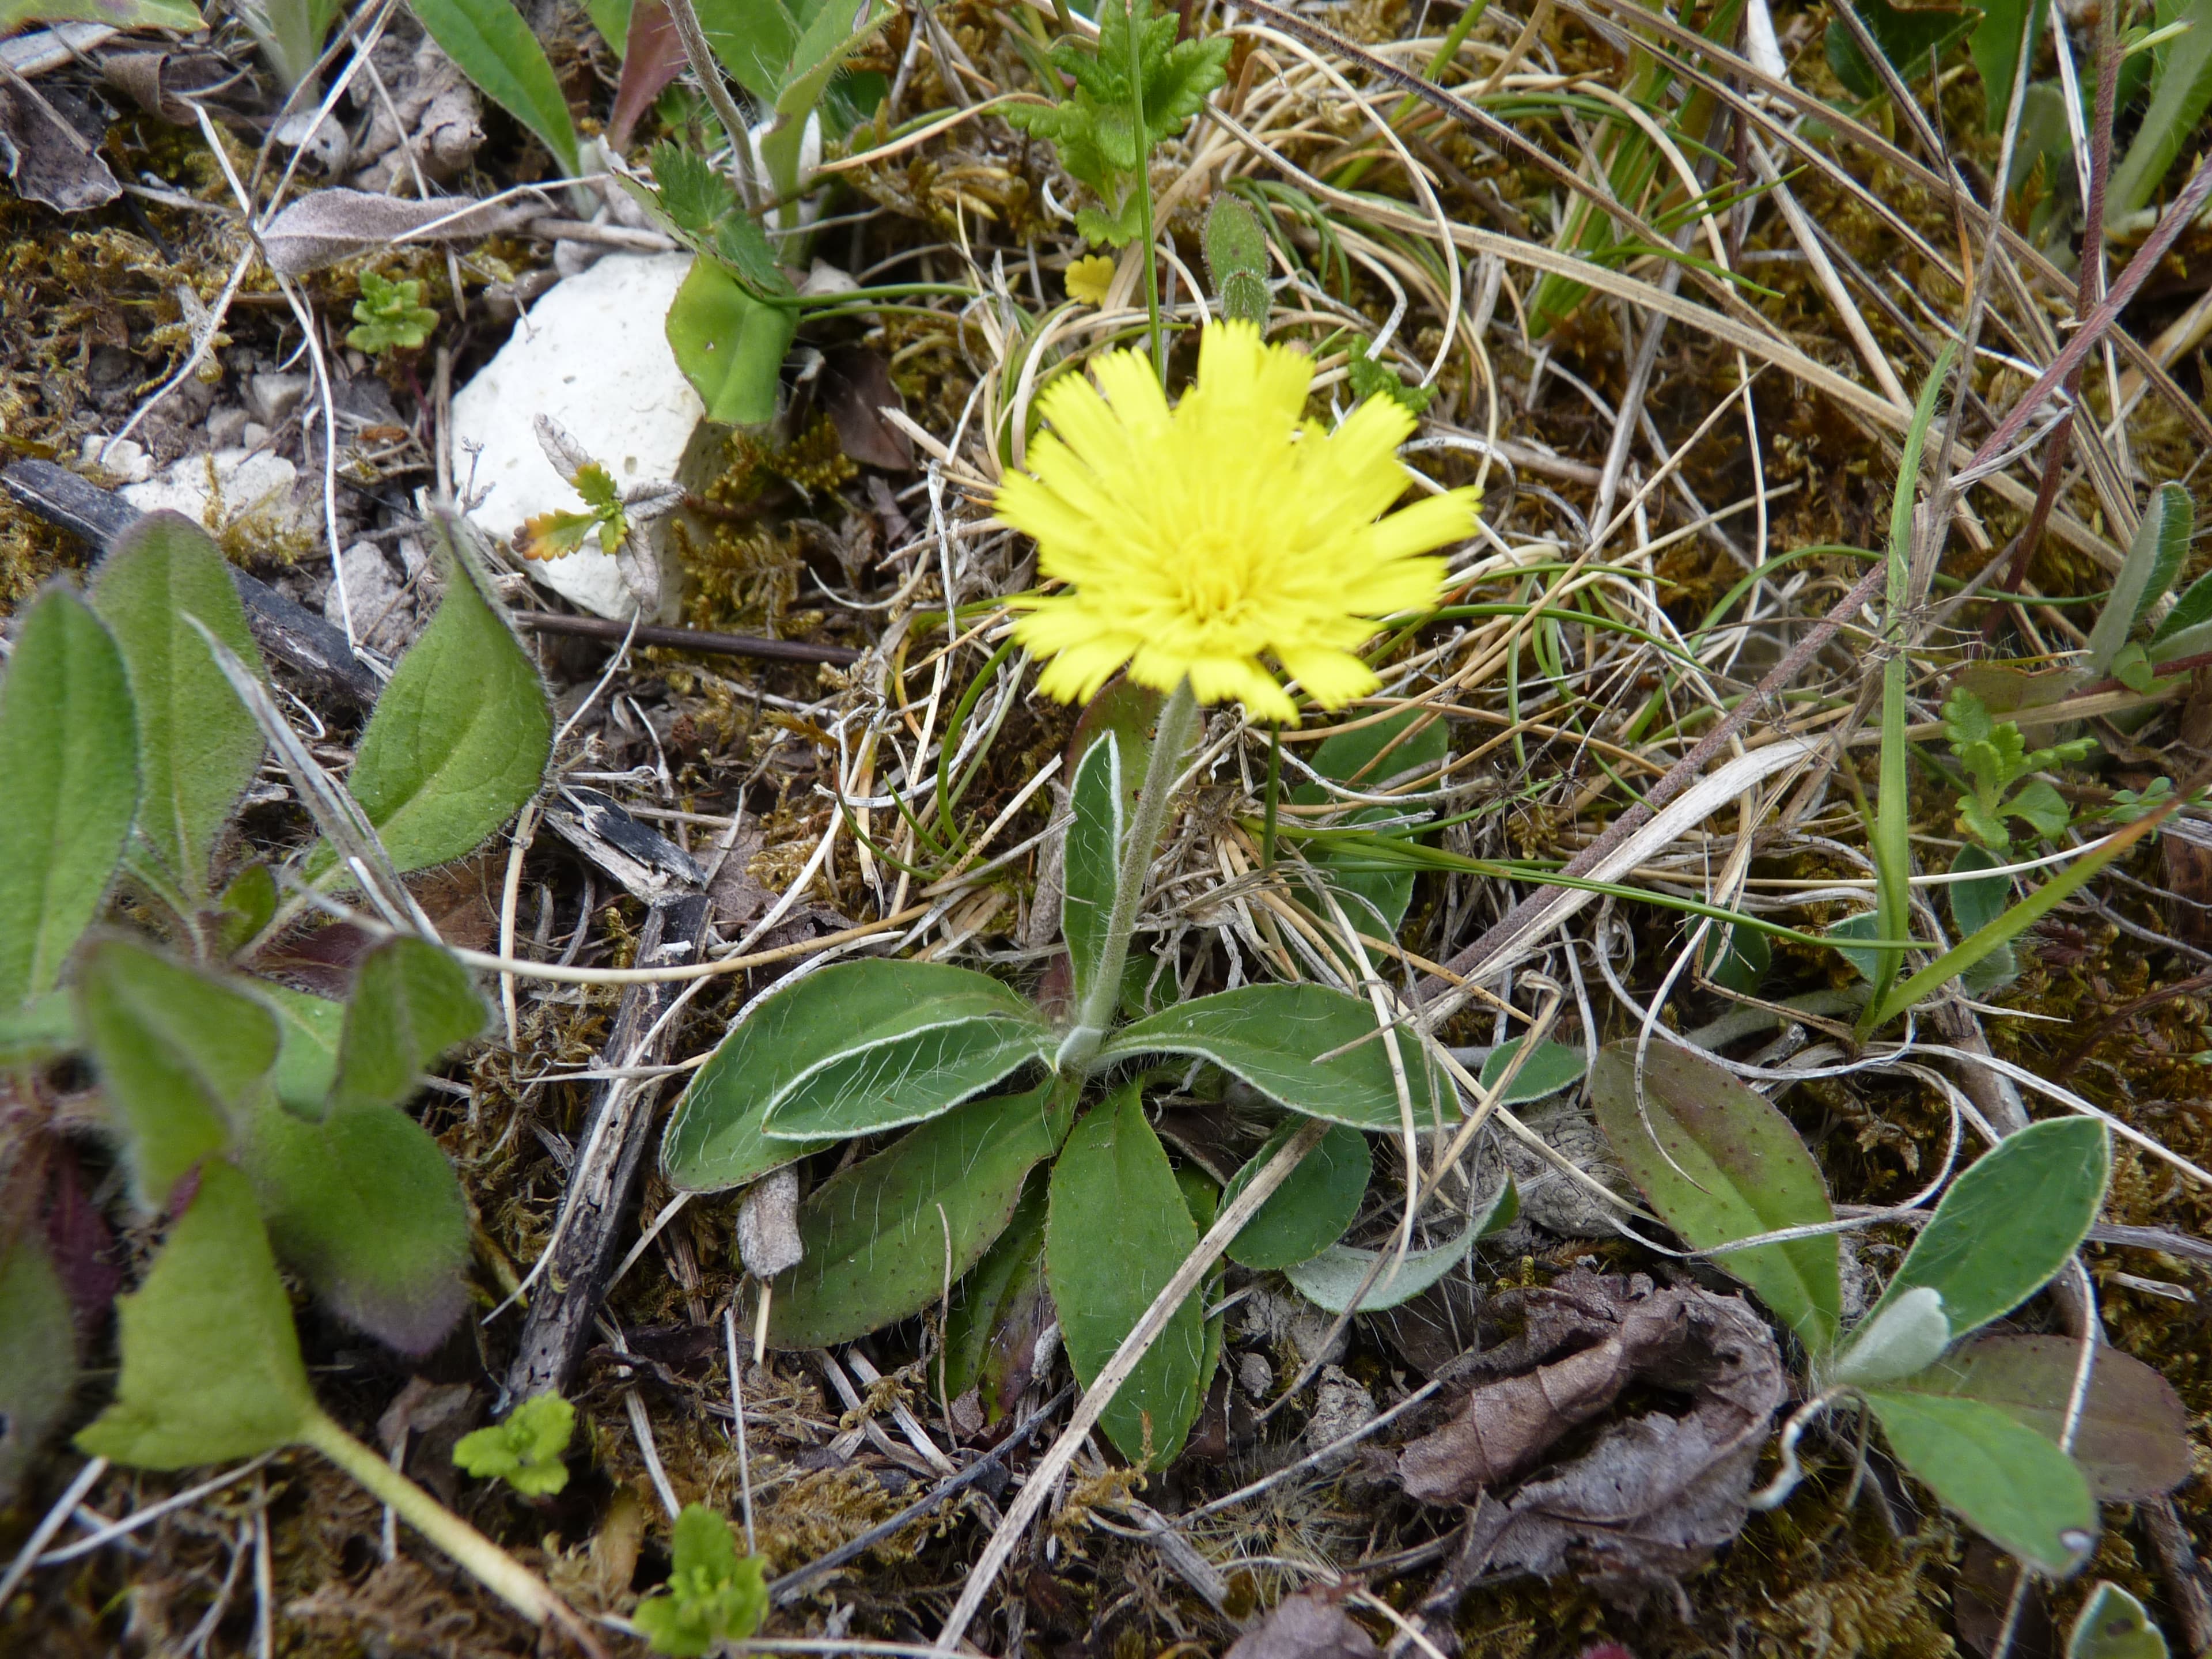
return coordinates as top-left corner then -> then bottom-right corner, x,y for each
1225,1589 -> 1378,1659
0,73 -> 118,213
1398,1270 -> 1783,1589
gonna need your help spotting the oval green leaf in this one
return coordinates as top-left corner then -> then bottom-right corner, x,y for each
0,586 -> 138,1009
338,522 -> 551,876
766,1082 -> 1066,1350
1590,1039 -> 1842,1353
1866,1116 -> 2109,1340
1047,1084 -> 1207,1464
330,936 -> 486,1118
1865,1388 -> 2096,1577
75,1159 -> 316,1469
1062,726 -> 1128,1012
0,1229 -> 78,1504
1098,983 -> 1450,1133
407,0 -> 579,173
1878,1334 -> 2191,1502
75,939 -> 279,1211
90,511 -> 265,905
244,1096 -> 471,1355
1282,1195 -> 1502,1313
1221,1119 -> 1370,1270
661,961 -> 1052,1190
1478,1037 -> 1588,1104
666,257 -> 798,427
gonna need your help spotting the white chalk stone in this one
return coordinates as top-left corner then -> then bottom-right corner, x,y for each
450,251 -> 703,620
122,446 -> 300,529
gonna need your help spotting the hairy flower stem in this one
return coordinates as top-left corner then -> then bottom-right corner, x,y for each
1060,677 -> 1198,1069
1126,7 -> 1166,380
298,1409 -> 597,1652
662,0 -> 761,215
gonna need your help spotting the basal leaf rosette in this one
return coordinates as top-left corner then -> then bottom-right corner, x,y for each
998,321 -> 1479,723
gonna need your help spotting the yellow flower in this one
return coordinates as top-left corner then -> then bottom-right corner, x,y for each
999,321 -> 1478,724
1064,253 -> 1117,307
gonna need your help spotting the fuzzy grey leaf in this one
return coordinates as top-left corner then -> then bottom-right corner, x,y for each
258,188 -> 538,276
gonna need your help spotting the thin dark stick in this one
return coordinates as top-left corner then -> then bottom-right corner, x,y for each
1984,0 -> 2121,622
766,1383 -> 1074,1604
513,611 -> 861,668
1955,153 -> 2212,483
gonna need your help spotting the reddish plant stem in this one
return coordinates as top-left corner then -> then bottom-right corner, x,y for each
1984,0 -> 2120,633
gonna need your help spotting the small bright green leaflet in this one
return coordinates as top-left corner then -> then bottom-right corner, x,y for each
1099,984 -> 1449,1133
1047,1085 -> 1207,1464
2068,1582 -> 2170,1659
0,1230 -> 78,1504
1825,0 -> 1980,100
1003,0 -> 1230,246
243,1092 -> 472,1355
665,258 -> 798,428
330,937 -> 486,1118
90,512 -> 265,906
637,143 -> 787,298
76,940 -> 279,1210
0,587 -> 138,1010
1221,1120 -> 1369,1270
1478,1038 -> 1587,1105
1864,1116 -> 2108,1338
661,962 -> 1049,1161
1282,1191 -> 1507,1313
1879,1335 -> 2192,1502
77,1160 -> 316,1468
266,987 -> 344,1114
1293,708 -> 1450,934
943,1172 -> 1049,1408
632,1503 -> 768,1657
2084,483 -> 2192,679
407,0 -> 579,173
347,272 -> 439,356
453,1392 -> 574,1495
1863,1388 -> 2094,1575
767,1083 -> 1066,1349
1590,1040 -> 1842,1352
2109,0 -> 2212,221
0,0 -> 202,32
335,522 -> 551,876
1063,728 -> 1128,1012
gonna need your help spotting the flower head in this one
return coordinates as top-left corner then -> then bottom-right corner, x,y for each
999,321 -> 1476,723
